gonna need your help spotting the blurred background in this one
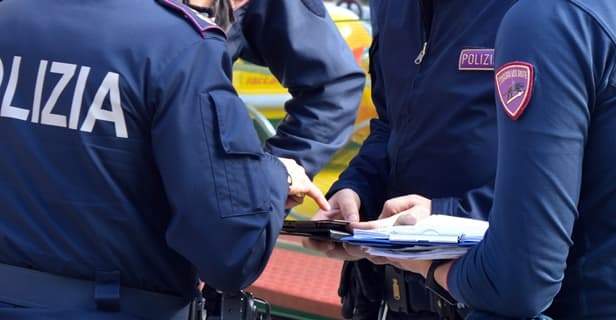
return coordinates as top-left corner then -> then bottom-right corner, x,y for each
239,1 -> 375,319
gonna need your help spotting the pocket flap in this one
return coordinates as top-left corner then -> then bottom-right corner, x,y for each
210,90 -> 263,156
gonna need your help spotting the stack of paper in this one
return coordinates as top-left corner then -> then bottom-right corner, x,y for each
342,215 -> 488,260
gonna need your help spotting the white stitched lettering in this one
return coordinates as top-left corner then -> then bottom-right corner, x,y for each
1,56 -> 30,121
0,57 -> 129,138
40,62 -> 76,127
80,72 -> 128,138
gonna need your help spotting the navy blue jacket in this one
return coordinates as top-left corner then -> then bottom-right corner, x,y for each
449,0 -> 616,318
330,0 -> 514,315
330,0 -> 514,220
227,0 -> 365,177
0,0 -> 288,296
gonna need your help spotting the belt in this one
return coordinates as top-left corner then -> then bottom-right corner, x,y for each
0,263 -> 191,320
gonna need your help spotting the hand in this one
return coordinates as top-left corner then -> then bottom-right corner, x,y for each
278,157 -> 330,211
321,245 -> 423,267
312,188 -> 361,222
302,189 -> 362,259
379,194 -> 431,222
302,240 -> 367,261
351,194 -> 432,230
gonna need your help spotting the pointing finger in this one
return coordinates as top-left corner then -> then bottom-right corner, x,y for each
306,183 -> 331,211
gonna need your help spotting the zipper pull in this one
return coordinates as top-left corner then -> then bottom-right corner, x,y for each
414,42 -> 428,65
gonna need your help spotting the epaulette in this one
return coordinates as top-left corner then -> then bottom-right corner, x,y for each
157,0 -> 225,39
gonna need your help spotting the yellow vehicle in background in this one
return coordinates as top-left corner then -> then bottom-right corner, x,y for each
234,3 -> 375,220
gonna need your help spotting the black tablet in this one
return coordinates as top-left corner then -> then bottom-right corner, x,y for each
281,220 -> 351,241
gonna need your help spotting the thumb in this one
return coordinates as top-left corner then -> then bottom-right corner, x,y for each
378,195 -> 416,219
394,206 -> 430,226
394,211 -> 420,226
313,208 -> 338,220
349,220 -> 383,230
350,215 -> 396,230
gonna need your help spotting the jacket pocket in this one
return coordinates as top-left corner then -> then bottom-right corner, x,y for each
203,90 -> 270,217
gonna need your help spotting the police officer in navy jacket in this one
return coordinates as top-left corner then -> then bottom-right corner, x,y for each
362,0 -> 616,319
307,0 -> 517,319
0,0 -> 327,318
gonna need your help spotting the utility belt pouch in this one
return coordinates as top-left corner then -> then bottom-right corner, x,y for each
384,265 -> 408,314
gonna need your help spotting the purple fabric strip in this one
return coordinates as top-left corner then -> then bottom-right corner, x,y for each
161,0 -> 223,38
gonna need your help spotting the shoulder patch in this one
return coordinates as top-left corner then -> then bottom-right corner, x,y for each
496,61 -> 535,120
300,0 -> 326,18
158,0 -> 225,38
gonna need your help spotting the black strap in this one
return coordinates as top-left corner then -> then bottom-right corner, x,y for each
425,260 -> 457,306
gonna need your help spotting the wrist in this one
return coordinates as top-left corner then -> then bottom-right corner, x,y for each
425,260 -> 456,305
276,157 -> 295,188
434,261 -> 452,291
418,261 -> 431,278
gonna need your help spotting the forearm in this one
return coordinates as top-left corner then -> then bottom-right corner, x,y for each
328,120 -> 390,219
167,154 -> 288,292
151,37 -> 290,291
435,261 -> 453,292
265,71 -> 365,176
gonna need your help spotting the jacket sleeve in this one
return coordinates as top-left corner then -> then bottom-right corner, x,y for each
150,34 -> 289,292
448,1 -> 599,316
431,184 -> 493,220
328,34 -> 389,220
227,0 -> 365,177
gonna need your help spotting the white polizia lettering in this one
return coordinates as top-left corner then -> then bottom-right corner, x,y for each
0,56 -> 129,139
40,62 -> 76,128
1,56 -> 30,121
31,60 -> 49,123
69,66 -> 90,130
80,72 -> 128,138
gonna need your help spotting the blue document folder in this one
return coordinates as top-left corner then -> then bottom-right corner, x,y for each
341,215 -> 489,259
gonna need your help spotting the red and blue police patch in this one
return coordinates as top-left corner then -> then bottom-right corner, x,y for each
496,62 -> 535,120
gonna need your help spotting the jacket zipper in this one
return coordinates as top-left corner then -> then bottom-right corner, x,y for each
414,42 -> 428,65
391,0 -> 435,188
